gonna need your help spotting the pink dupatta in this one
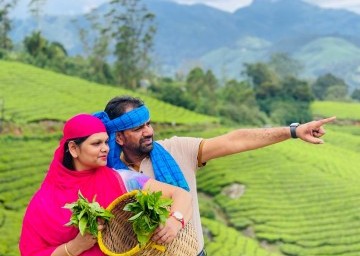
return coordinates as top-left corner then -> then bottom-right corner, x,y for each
19,114 -> 127,256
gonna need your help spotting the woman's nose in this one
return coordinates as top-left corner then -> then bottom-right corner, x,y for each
101,144 -> 109,152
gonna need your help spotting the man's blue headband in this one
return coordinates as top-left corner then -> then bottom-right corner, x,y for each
93,105 -> 190,191
94,105 -> 150,132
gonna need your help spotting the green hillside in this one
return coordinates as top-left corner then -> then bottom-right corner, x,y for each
311,101 -> 360,121
195,126 -> 360,255
295,37 -> 360,70
294,37 -> 360,90
199,36 -> 271,80
0,60 -> 218,125
1,61 -> 360,256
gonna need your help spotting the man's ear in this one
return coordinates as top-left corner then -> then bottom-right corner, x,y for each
68,141 -> 79,158
116,132 -> 125,146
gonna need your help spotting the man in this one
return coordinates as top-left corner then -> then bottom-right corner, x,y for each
95,95 -> 335,256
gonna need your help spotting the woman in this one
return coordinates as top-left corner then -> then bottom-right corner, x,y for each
19,114 -> 192,256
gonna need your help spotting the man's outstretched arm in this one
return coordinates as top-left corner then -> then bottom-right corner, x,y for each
200,116 -> 336,163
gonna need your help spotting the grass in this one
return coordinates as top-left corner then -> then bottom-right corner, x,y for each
0,60 -> 218,125
311,101 -> 360,121
194,124 -> 360,255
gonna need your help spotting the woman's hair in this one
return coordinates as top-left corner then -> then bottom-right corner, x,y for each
104,95 -> 144,120
63,136 -> 89,170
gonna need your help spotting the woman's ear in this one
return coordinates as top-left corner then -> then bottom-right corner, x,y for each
68,141 -> 79,158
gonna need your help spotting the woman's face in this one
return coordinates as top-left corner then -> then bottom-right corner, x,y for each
71,132 -> 109,171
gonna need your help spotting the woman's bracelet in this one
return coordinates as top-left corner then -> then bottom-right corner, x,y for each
64,242 -> 75,256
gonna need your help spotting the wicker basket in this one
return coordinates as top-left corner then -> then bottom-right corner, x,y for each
98,190 -> 198,256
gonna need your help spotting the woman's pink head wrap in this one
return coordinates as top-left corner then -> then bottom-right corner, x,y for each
63,113 -> 107,141
56,114 -> 107,162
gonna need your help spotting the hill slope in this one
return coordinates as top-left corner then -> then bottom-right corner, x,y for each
194,124 -> 360,256
0,60 -> 218,125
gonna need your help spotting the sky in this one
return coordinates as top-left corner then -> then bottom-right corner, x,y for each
10,0 -> 360,17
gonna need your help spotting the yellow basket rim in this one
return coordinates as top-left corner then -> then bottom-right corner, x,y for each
98,190 -> 141,256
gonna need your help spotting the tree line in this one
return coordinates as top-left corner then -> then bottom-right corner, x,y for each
1,0 -> 359,126
149,53 -> 354,126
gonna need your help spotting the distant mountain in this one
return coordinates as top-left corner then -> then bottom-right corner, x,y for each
9,0 -> 360,90
295,37 -> 360,84
233,0 -> 360,41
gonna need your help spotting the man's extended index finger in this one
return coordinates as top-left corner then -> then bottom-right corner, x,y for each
318,116 -> 336,125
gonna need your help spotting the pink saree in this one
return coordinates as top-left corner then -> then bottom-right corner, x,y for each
19,114 -> 127,256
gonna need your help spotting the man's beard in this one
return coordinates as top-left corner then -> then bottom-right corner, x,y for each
138,136 -> 154,154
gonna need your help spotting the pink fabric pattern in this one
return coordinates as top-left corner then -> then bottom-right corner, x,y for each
19,114 -> 127,256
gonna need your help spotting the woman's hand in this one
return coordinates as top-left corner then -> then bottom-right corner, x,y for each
70,232 -> 98,253
151,217 -> 182,244
65,219 -> 105,255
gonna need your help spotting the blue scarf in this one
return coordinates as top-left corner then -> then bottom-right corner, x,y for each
93,106 -> 190,191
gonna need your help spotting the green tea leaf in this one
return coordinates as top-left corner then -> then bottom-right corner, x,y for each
124,190 -> 173,248
128,211 -> 143,221
79,216 -> 88,236
63,190 -> 114,237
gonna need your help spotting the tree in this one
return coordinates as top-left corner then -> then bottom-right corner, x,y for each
218,79 -> 267,125
220,80 -> 257,107
270,101 -> 312,125
185,67 -> 219,115
244,62 -> 279,91
325,85 -> 348,101
28,0 -> 46,31
149,80 -> 196,111
312,73 -> 348,100
106,0 -> 156,89
351,89 -> 360,101
23,31 -> 48,58
281,76 -> 313,102
268,52 -> 303,79
244,61 -> 313,124
23,31 -> 67,70
0,0 -> 18,53
185,67 -> 205,99
244,62 -> 280,114
74,10 -> 114,84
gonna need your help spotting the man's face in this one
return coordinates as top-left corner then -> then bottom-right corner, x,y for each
116,120 -> 154,155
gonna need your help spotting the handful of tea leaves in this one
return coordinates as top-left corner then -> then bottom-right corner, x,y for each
123,190 -> 173,247
64,190 -> 113,237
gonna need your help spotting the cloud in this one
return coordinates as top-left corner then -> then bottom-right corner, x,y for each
174,0 -> 360,14
303,0 -> 360,14
173,0 -> 252,12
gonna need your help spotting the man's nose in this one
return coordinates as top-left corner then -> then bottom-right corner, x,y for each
143,125 -> 153,136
